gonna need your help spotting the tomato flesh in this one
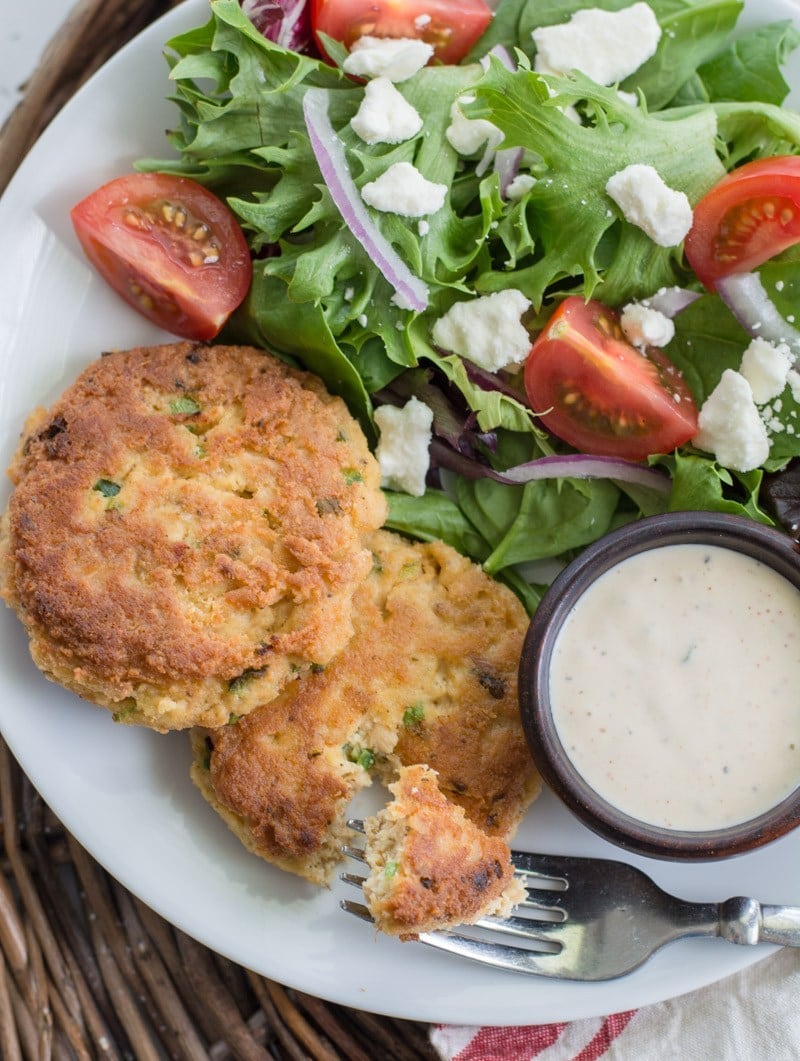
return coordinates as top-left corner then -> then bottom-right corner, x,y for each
71,173 -> 252,341
685,156 -> 800,290
524,297 -> 698,461
311,0 -> 492,65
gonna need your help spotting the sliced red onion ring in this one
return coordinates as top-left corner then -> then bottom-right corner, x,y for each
486,43 -> 515,68
241,0 -> 310,51
495,147 -> 525,198
643,286 -> 700,319
431,439 -> 671,493
497,453 -> 672,491
302,88 -> 429,312
716,272 -> 800,353
487,45 -> 524,198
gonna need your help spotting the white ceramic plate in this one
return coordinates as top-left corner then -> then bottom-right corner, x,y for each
1,0 -> 799,1027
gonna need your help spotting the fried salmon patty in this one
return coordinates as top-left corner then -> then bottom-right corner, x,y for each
0,342 -> 385,730
192,529 -> 540,884
362,765 -> 526,938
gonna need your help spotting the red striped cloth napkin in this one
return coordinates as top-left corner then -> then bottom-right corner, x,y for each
430,949 -> 800,1060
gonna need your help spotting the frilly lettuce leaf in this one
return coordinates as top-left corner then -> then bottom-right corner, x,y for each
141,0 -> 800,577
467,62 -> 724,306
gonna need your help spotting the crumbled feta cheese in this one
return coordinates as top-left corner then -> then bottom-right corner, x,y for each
788,368 -> 800,404
374,398 -> 433,496
506,174 -> 536,200
739,337 -> 793,405
605,164 -> 692,247
361,162 -> 447,217
342,36 -> 433,82
414,12 -> 431,28
445,96 -> 504,169
532,3 -> 661,86
350,77 -> 423,145
431,289 -> 532,371
693,370 -> 769,472
620,302 -> 674,350
418,219 -> 430,236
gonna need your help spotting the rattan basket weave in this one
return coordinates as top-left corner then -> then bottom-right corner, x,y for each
0,2 -> 437,1056
0,740 -> 435,1059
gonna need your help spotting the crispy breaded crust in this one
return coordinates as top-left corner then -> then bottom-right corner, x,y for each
362,765 -> 526,938
190,728 -> 367,884
378,536 -> 540,837
0,342 -> 385,730
192,529 -> 540,884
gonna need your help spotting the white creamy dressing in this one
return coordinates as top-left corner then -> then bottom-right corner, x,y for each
550,543 -> 800,831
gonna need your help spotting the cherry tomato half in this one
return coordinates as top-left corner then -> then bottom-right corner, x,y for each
311,0 -> 493,65
685,156 -> 800,290
524,297 -> 698,461
71,173 -> 252,341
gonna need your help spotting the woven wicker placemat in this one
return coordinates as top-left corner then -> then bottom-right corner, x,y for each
0,740 -> 436,1059
0,2 -> 437,1056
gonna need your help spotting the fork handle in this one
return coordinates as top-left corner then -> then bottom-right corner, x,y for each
720,898 -> 800,947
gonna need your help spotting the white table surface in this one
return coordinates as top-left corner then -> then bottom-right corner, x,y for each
0,0 -> 69,126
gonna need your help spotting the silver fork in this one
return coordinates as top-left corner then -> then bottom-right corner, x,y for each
340,821 -> 800,980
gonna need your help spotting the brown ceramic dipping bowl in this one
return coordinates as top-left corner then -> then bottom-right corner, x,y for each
518,511 -> 800,861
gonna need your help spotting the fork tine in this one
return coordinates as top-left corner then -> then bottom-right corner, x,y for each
340,843 -> 368,864
473,915 -> 566,944
416,932 -> 580,978
512,853 -> 569,888
339,900 -> 570,972
340,872 -> 367,889
520,889 -> 570,912
346,818 -> 366,833
340,899 -> 373,922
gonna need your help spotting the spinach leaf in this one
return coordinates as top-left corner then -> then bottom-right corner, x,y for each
666,285 -> 800,469
666,294 -> 751,404
385,489 -> 491,560
449,434 -> 621,569
696,20 -> 800,105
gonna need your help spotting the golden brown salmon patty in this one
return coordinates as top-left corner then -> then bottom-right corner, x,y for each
191,529 -> 540,884
0,342 -> 385,731
362,765 -> 526,938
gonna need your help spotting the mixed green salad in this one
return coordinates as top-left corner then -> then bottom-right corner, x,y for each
124,0 -> 800,608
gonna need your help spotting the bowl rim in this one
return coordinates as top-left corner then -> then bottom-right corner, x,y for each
518,510 -> 800,861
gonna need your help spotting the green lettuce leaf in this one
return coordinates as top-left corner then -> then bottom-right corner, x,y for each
514,0 -> 744,109
695,20 -> 800,105
661,452 -> 773,522
140,0 -> 800,580
666,287 -> 800,469
468,64 -> 724,306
